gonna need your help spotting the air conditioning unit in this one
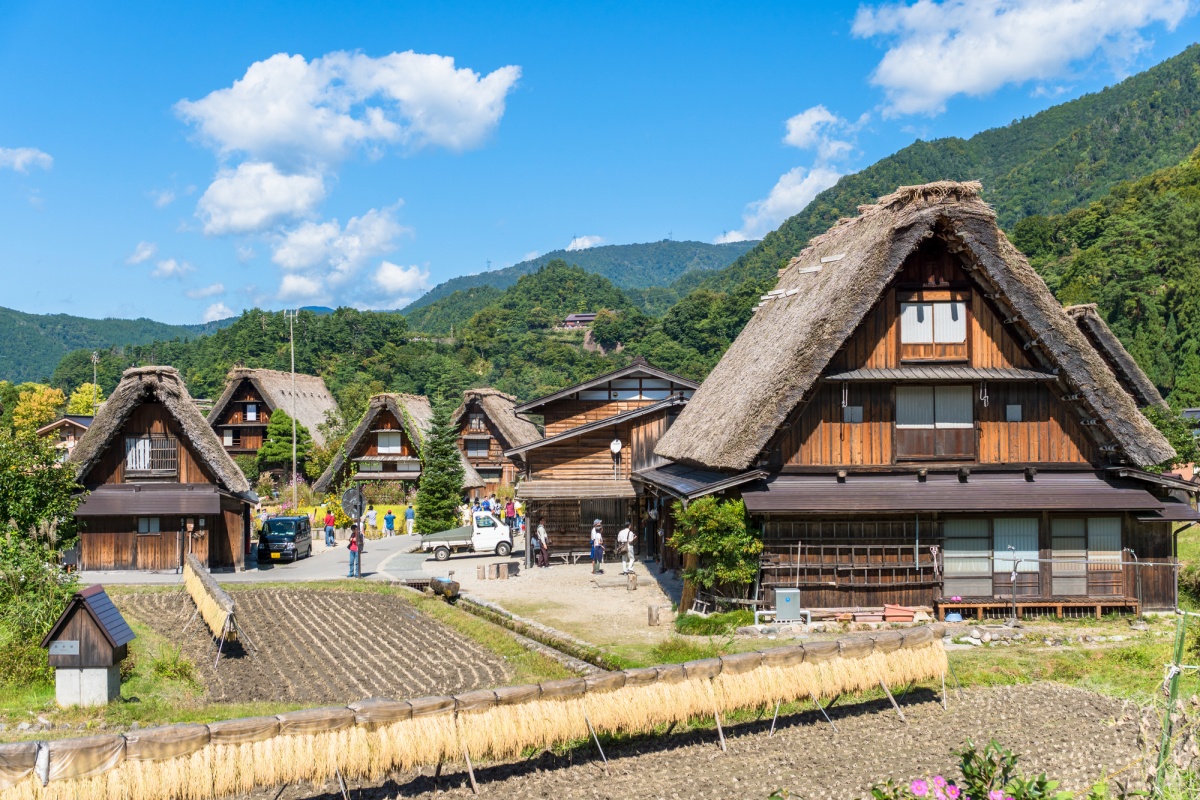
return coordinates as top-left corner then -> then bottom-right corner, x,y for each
775,588 -> 802,622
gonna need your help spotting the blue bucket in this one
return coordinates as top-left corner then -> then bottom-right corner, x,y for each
944,612 -> 963,623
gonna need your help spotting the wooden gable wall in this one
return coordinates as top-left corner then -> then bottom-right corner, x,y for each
86,402 -> 218,488
212,380 -> 273,426
529,406 -> 676,480
776,239 -> 1101,468
355,409 -> 418,458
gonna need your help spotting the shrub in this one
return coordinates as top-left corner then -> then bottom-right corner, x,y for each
667,497 -> 761,592
648,636 -> 724,664
233,454 -> 259,483
674,609 -> 754,636
150,644 -> 195,683
870,740 -> 1072,800
1180,563 -> 1200,602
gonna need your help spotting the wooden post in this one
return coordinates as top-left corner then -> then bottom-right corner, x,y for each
811,691 -> 837,731
648,605 -> 660,626
879,678 -> 907,723
461,741 -> 479,795
477,565 -> 485,580
627,573 -> 638,591
714,706 -> 727,752
583,708 -> 609,776
498,563 -> 509,580
768,699 -> 781,738
679,553 -> 699,612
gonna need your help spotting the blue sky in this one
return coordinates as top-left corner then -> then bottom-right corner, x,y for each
1,0 -> 1198,323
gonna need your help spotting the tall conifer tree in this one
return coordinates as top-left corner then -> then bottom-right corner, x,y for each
414,401 -> 464,534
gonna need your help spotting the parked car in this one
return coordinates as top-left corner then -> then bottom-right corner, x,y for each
258,516 -> 313,563
421,512 -> 512,561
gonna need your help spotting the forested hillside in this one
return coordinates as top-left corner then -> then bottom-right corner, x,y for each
402,239 -> 756,311
0,306 -> 230,383
708,43 -> 1200,297
1013,145 -> 1200,408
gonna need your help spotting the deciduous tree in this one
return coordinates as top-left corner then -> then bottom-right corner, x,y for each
65,383 -> 105,415
12,385 -> 64,433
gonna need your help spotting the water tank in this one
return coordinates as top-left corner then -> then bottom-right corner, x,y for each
775,588 -> 802,622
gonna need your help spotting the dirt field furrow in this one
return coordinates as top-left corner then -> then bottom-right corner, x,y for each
233,683 -> 1142,800
118,589 -> 511,705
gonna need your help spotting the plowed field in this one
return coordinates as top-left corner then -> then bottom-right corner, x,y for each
119,589 -> 511,704
230,683 -> 1140,800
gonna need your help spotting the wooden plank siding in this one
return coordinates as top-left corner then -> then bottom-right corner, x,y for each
86,403 -> 217,487
542,399 -> 662,437
757,513 -> 1176,610
527,407 -> 678,480
357,410 -> 417,458
457,401 -> 524,498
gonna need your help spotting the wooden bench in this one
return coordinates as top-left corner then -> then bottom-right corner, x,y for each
938,599 -> 1139,621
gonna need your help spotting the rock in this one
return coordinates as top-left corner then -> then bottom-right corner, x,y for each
981,632 -> 993,643
1130,621 -> 1150,631
970,627 -> 984,639
964,636 -> 982,647
16,722 -> 30,732
36,716 -> 50,725
1109,635 -> 1127,642
735,626 -> 760,637
130,722 -> 140,730
0,723 -> 6,732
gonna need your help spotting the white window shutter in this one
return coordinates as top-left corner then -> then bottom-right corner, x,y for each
900,303 -> 934,344
896,386 -> 934,427
993,518 -> 1039,573
934,301 -> 967,343
934,386 -> 974,429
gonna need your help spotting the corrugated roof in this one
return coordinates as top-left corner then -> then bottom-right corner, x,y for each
634,463 -> 768,501
824,367 -> 1055,382
741,471 -> 1164,514
516,479 -> 638,500
41,585 -> 135,649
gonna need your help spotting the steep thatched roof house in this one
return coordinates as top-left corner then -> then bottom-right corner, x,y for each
451,388 -> 541,500
1065,304 -> 1166,409
312,393 -> 482,501
655,181 -> 1193,615
506,358 -> 697,560
208,367 -> 338,456
67,367 -> 254,572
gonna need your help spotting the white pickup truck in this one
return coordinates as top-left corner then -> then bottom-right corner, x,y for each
421,512 -> 513,561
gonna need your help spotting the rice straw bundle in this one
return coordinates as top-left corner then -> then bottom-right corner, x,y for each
182,554 -> 234,641
9,627 -> 946,800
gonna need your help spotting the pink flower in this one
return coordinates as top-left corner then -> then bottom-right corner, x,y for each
945,786 -> 960,800
932,776 -> 947,788
911,779 -> 929,796
988,792 -> 1004,800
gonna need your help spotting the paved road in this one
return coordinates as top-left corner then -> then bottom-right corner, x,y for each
77,533 -> 437,585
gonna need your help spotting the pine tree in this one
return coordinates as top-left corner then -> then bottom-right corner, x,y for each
256,408 -> 313,479
414,401 -> 464,535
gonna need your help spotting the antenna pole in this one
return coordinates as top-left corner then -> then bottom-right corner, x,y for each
91,351 -> 99,414
290,311 -> 297,510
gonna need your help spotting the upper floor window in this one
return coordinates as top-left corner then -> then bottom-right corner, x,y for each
222,429 -> 242,448
899,295 -> 967,361
468,413 -> 486,432
125,435 -> 179,476
377,431 -> 403,454
895,385 -> 975,460
245,403 -> 258,422
466,438 -> 490,458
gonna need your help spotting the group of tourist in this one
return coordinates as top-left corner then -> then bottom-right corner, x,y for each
589,519 -> 636,575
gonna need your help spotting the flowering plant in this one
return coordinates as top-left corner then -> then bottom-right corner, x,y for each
870,740 -> 1073,800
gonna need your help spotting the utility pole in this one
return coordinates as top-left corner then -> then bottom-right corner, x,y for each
90,352 -> 99,414
289,310 -> 297,509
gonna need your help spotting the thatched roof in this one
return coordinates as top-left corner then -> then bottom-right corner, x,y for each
656,181 -> 1174,470
67,366 -> 251,494
1065,304 -> 1166,409
452,388 -> 542,449
313,393 -> 482,493
209,368 -> 339,446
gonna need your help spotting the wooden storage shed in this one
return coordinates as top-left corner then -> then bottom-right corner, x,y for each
40,585 -> 135,707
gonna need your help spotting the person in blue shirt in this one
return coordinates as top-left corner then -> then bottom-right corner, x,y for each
404,503 -> 416,535
383,510 -> 396,536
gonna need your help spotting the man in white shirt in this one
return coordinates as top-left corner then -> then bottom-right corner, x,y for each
364,505 -> 377,533
616,520 -> 636,575
590,519 -> 604,575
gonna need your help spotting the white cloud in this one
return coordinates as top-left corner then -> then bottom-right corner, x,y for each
126,241 -> 157,265
566,235 -> 603,251
852,0 -> 1189,117
374,261 -> 431,296
272,205 -> 408,292
152,258 -> 195,279
202,302 -> 234,322
716,165 -> 843,242
151,189 -> 175,207
0,147 -> 52,172
783,105 -> 864,162
186,282 -> 226,299
236,245 -> 256,262
196,162 -> 325,235
521,250 -> 540,262
176,51 -> 521,166
279,273 -> 323,300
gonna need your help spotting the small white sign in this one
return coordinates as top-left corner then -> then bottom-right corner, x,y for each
49,640 -> 79,656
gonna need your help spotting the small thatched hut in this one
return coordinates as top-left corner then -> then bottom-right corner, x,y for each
207,367 -> 338,454
655,181 -> 1194,615
67,367 -> 255,571
451,388 -> 541,500
312,393 -> 482,504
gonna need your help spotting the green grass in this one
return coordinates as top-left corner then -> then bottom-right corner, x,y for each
674,610 -> 754,636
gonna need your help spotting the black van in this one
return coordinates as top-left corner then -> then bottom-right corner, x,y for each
257,516 -> 313,563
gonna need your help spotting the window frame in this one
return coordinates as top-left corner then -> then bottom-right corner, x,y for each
377,431 -> 404,455
897,289 -> 971,362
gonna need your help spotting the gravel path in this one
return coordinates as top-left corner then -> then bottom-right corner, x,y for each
231,683 -> 1141,800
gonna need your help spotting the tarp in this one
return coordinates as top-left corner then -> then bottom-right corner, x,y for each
277,707 -> 355,736
584,672 -> 626,693
207,716 -> 279,745
124,724 -> 210,761
47,735 -> 125,783
0,742 -> 37,790
348,698 -> 412,727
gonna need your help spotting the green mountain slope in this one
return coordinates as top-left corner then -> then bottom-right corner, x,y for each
0,306 -> 230,383
402,239 -> 757,313
709,42 -> 1200,294
1012,145 -> 1200,407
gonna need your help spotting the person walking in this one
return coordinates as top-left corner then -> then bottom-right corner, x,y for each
323,508 -> 336,547
347,523 -> 361,578
515,499 -> 525,534
536,519 -> 550,568
365,504 -> 377,534
590,519 -> 604,575
383,509 -> 395,537
404,503 -> 415,536
504,499 -> 516,534
616,520 -> 636,575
